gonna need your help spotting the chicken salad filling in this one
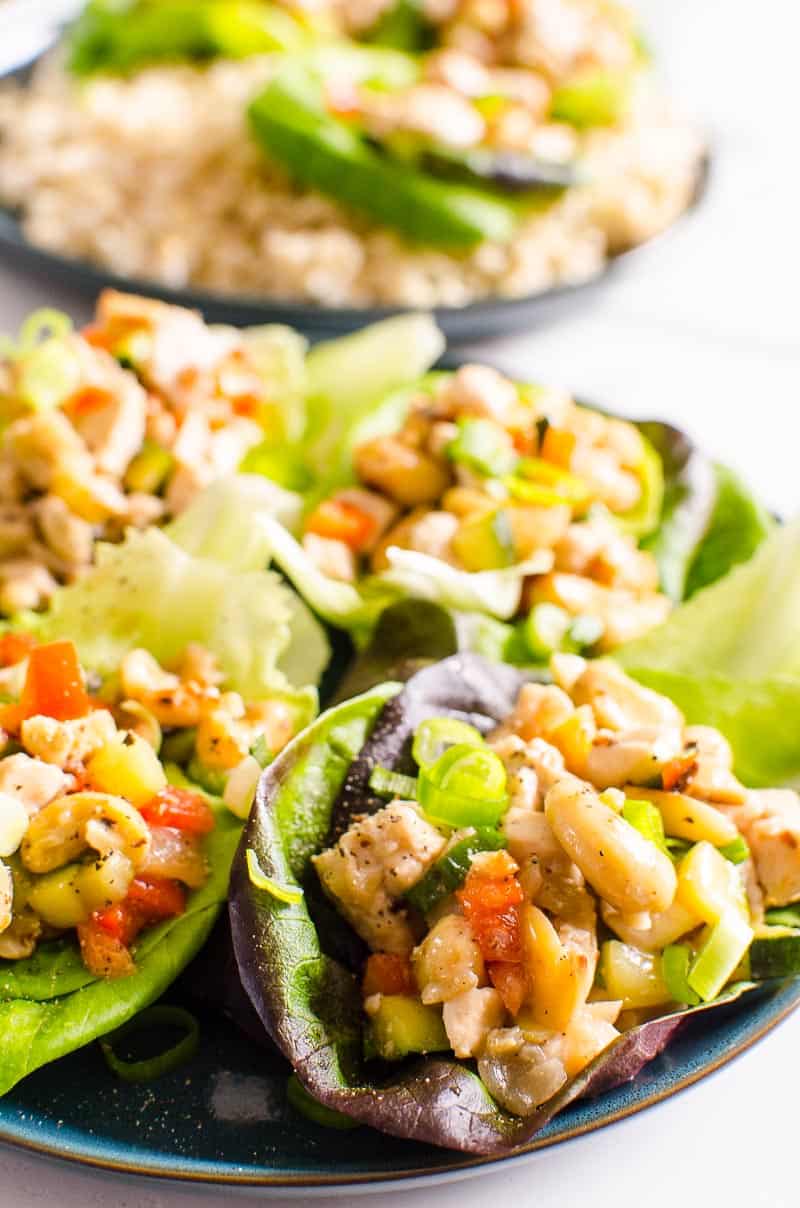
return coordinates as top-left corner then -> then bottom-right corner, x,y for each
0,290 -> 301,613
302,363 -> 670,651
313,655 -> 798,1118
0,633 -> 300,977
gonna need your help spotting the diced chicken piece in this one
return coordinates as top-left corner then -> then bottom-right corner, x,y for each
120,648 -> 216,727
21,710 -> 117,770
561,1003 -> 620,1077
121,491 -> 167,529
682,725 -> 747,805
0,558 -> 58,612
496,683 -> 575,743
331,488 -> 399,553
302,533 -> 356,583
435,364 -> 520,425
32,494 -> 94,569
571,446 -> 641,512
532,574 -> 672,650
413,913 -> 485,1004
491,733 -> 566,800
362,83 -> 486,149
503,803 -> 560,866
0,753 -> 70,816
70,368 -> 147,477
313,802 -> 446,954
569,659 -> 684,732
0,503 -> 33,557
724,790 -> 800,907
585,725 -> 684,789
442,987 -> 505,1058
5,410 -> 91,492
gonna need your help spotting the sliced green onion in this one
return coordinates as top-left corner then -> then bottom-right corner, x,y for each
246,848 -> 304,905
687,911 -> 753,1002
622,798 -> 670,856
18,308 -> 73,353
411,717 -> 485,771
249,733 -> 273,769
661,943 -> 701,1006
99,1005 -> 199,1084
405,828 -> 506,914
418,744 -> 507,829
718,836 -> 750,865
369,765 -> 419,800
446,417 -> 518,478
160,727 -> 197,766
286,1074 -> 359,1130
665,835 -> 693,861
524,602 -> 570,661
765,906 -> 800,929
567,613 -> 605,652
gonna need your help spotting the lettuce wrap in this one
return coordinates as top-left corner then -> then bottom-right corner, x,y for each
240,370 -> 769,642
0,486 -> 330,1096
228,654 -> 763,1155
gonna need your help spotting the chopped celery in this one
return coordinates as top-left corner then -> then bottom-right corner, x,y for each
185,756 -> 228,798
718,835 -> 750,865
249,733 -> 273,770
450,508 -> 516,572
446,417 -> 518,478
550,69 -> 633,129
764,906 -> 800,929
622,798 -> 670,856
661,943 -> 700,1006
567,613 -> 605,651
412,718 -> 485,770
687,911 -> 753,1002
369,766 -> 419,800
159,727 -> 197,766
405,829 -> 506,914
524,602 -> 570,660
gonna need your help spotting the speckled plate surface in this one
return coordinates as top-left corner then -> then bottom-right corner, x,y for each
0,158 -> 709,342
0,973 -> 797,1191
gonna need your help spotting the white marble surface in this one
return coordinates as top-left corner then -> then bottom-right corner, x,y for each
0,1 -> 799,1204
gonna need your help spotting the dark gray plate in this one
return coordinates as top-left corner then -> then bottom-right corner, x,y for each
0,157 -> 708,341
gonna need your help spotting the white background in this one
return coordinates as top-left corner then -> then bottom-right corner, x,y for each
0,1 -> 799,1203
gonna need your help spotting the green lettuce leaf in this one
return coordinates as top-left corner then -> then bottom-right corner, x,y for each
0,807 -> 240,1095
685,464 -> 774,597
618,516 -> 800,785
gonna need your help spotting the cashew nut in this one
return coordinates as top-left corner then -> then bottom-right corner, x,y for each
21,791 -> 151,874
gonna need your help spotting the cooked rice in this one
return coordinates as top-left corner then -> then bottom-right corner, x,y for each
0,54 -> 704,309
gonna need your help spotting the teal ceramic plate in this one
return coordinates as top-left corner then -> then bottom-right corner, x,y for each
0,973 -> 796,1190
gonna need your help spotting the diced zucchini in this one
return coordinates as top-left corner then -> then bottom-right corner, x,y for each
186,756 -> 228,798
124,441 -> 174,495
27,864 -> 88,929
86,732 -> 167,807
633,789 -> 739,848
364,995 -> 449,1061
550,69 -> 633,129
160,727 -> 197,766
599,940 -> 672,1008
676,841 -> 747,926
750,926 -> 800,980
451,508 -> 516,572
661,943 -> 700,1006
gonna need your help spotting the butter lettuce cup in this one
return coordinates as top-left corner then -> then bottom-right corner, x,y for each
229,638 -> 800,1154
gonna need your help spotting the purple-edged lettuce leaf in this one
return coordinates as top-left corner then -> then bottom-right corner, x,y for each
229,654 -> 759,1154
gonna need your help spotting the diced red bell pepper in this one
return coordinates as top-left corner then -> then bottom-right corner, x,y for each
661,753 -> 698,792
19,639 -> 90,721
305,499 -> 376,551
63,386 -> 115,417
0,632 -> 36,667
93,877 -> 186,948
488,961 -> 527,1014
140,786 -> 216,835
362,952 -> 416,998
457,856 -> 524,964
